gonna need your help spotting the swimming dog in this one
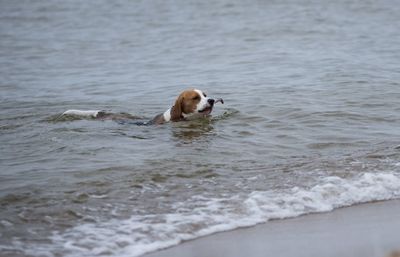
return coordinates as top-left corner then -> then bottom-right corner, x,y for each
62,89 -> 223,125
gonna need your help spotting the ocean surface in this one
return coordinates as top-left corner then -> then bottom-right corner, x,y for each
1,0 -> 400,256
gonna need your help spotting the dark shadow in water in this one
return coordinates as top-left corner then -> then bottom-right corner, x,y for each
171,108 -> 239,143
172,118 -> 215,142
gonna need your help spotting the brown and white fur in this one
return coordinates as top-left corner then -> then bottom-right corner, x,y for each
151,89 -> 216,124
62,89 -> 218,125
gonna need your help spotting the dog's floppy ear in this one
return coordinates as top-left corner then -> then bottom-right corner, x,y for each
170,94 -> 184,121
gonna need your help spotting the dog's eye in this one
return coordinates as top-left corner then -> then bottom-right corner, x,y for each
203,93 -> 207,97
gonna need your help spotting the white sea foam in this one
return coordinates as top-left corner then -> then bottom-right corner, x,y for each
16,172 -> 400,257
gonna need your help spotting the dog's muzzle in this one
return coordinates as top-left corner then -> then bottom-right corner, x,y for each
198,99 -> 214,113
198,98 -> 223,114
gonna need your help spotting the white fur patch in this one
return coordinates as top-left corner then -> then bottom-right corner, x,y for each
62,110 -> 101,118
194,89 -> 209,113
163,108 -> 171,122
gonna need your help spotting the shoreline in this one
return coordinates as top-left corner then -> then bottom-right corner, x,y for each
143,199 -> 400,257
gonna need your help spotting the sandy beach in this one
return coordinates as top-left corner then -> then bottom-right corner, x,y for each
144,200 -> 400,257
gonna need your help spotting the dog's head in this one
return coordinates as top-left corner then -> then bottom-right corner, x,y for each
170,89 -> 215,121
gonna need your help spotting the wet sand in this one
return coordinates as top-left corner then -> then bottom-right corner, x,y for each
144,199 -> 400,257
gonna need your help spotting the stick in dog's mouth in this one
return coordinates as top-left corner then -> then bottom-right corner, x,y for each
215,98 -> 224,104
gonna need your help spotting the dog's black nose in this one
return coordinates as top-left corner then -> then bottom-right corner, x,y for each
208,99 -> 215,105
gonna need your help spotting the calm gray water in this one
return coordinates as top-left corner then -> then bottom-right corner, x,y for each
1,0 -> 400,256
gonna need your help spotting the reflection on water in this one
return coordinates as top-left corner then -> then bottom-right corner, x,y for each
172,118 -> 215,143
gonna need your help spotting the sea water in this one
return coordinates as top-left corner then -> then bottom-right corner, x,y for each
1,0 -> 400,256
